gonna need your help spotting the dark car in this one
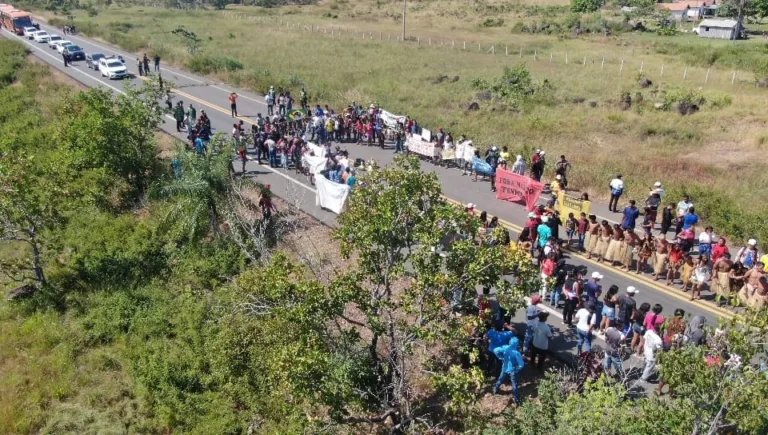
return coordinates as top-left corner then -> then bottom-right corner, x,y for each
86,52 -> 106,69
64,45 -> 85,61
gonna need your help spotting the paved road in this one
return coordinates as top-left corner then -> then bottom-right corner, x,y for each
2,24 -> 734,373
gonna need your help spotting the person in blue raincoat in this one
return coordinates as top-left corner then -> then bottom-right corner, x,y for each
493,336 -> 525,404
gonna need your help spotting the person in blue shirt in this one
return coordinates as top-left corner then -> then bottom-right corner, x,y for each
621,200 -> 640,231
194,136 -> 205,155
493,336 -> 525,404
682,207 -> 699,231
487,324 -> 515,354
537,216 -> 552,248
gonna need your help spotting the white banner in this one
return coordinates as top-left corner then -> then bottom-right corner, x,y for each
303,155 -> 328,175
307,142 -> 326,158
379,109 -> 406,129
421,128 -> 432,142
315,175 -> 351,214
455,140 -> 476,163
407,136 -> 438,157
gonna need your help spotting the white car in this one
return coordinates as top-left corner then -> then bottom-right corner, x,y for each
33,31 -> 50,43
99,58 -> 128,79
56,41 -> 74,54
23,27 -> 37,39
48,35 -> 63,49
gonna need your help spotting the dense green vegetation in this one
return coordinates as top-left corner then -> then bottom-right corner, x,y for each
3,17 -> 768,431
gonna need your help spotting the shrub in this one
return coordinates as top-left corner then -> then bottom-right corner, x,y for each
571,0 -> 602,13
481,18 -> 505,27
661,87 -> 705,111
188,55 -> 244,74
472,64 -> 557,108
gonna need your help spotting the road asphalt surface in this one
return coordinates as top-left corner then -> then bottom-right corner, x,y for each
3,23 -> 736,382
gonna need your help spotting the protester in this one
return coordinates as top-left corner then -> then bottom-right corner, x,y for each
675,195 -> 694,235
639,320 -> 663,384
562,269 -> 581,326
523,296 -> 542,354
511,155 -> 526,175
492,336 -> 525,404
608,174 -> 624,213
616,286 -> 638,330
600,284 -> 619,332
229,92 -> 239,118
603,325 -> 626,378
575,301 -> 597,354
530,312 -> 553,370
621,199 -> 640,231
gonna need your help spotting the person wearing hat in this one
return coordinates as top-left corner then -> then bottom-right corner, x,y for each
523,296 -> 542,354
536,216 -> 552,250
584,271 -> 603,305
735,238 -> 761,268
512,154 -> 526,175
609,174 -> 624,213
617,286 -> 638,330
492,335 -> 524,403
575,301 -> 597,355
466,203 -> 475,216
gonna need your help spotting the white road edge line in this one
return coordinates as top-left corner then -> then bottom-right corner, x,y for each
37,21 -> 268,106
3,28 -> 126,95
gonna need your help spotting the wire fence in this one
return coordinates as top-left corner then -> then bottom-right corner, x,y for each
222,11 -> 756,90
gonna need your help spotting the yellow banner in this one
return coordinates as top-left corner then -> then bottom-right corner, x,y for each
557,193 -> 591,218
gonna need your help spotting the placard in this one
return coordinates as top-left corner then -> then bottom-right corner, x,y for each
557,193 -> 592,218
496,169 -> 546,211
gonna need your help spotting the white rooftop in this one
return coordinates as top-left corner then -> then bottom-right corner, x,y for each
699,19 -> 738,28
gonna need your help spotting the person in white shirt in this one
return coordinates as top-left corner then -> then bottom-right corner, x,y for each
609,174 -> 624,213
575,301 -> 597,354
523,296 -> 542,353
698,226 -> 715,258
640,327 -> 662,382
675,195 -> 693,234
650,181 -> 665,201
530,312 -> 554,370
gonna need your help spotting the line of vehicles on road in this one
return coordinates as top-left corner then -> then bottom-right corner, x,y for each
2,3 -> 128,79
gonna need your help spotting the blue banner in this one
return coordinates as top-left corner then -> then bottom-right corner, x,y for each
473,157 -> 495,176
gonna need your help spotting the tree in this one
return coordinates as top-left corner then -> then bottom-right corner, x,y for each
56,81 -> 165,209
156,140 -> 233,242
212,156 -> 541,431
0,153 -> 62,288
328,156 -> 539,430
571,0 -> 603,13
171,27 -> 203,55
211,0 -> 228,10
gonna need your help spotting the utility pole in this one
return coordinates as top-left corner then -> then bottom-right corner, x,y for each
402,0 -> 406,41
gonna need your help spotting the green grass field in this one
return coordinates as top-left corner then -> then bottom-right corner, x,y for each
35,0 -> 768,240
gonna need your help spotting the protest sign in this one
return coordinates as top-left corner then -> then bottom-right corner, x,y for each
496,169 -> 545,211
421,128 -> 432,142
304,155 -> 327,175
557,193 -> 592,218
441,149 -> 456,160
380,109 -> 406,129
407,136 -> 438,157
315,175 -> 351,214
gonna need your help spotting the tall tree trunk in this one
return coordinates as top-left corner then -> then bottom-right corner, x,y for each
29,227 -> 46,286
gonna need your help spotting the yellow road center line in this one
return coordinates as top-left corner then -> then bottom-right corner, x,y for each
135,71 -> 732,319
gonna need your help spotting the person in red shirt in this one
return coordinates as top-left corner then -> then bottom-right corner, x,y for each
666,242 -> 685,286
576,212 -> 589,251
237,146 -> 247,174
712,237 -> 730,263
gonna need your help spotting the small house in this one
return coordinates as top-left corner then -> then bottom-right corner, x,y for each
697,18 -> 740,39
657,1 -> 717,22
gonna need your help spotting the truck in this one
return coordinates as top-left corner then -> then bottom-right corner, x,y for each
0,7 -> 33,35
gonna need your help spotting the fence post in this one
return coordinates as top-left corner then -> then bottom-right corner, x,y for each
619,59 -> 624,74
370,32 -> 373,40
732,70 -> 737,84
683,67 -> 688,80
601,56 -> 605,70
550,53 -> 553,63
505,45 -> 508,56
583,56 -> 586,66
640,61 -> 644,73
389,33 -> 391,41
490,46 -> 495,54
429,38 -> 431,46
463,41 -> 466,50
534,49 -> 537,61
418,37 -> 420,45
661,64 -> 664,76
478,43 -> 481,51
452,40 -> 455,48
519,46 -> 523,58
565,53 -> 568,64
705,67 -> 711,83
380,32 -> 382,40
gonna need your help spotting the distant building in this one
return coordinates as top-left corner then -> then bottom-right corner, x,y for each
657,1 -> 717,22
696,18 -> 740,39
